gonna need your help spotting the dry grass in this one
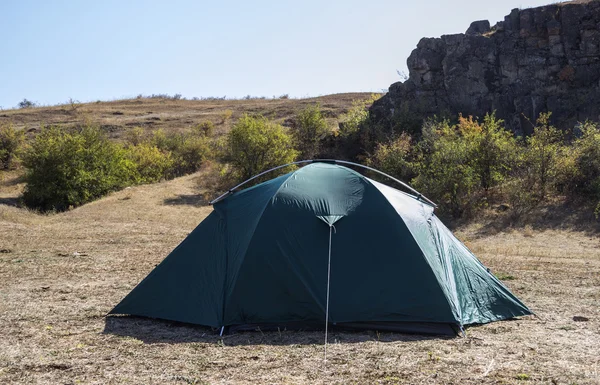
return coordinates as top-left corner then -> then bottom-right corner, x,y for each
0,93 -> 375,140
0,171 -> 599,384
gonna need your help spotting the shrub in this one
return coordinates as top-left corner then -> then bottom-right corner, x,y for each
170,135 -> 213,176
367,133 -> 414,182
412,120 -> 478,217
123,126 -> 147,146
220,110 -> 233,124
22,125 -> 136,211
522,112 -> 564,200
151,129 -> 213,177
226,114 -> 298,182
194,121 -> 215,137
459,113 -> 518,191
291,104 -> 330,159
565,122 -> 600,199
331,94 -> 382,160
338,95 -> 379,138
125,143 -> 174,184
18,99 -> 36,109
0,124 -> 25,170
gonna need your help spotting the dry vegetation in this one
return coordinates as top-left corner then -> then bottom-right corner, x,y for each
1,168 -> 599,384
0,93 -> 374,140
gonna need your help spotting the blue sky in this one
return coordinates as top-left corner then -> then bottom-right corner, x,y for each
1,0 -> 553,108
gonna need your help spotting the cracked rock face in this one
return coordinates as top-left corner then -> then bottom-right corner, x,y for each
371,0 -> 600,135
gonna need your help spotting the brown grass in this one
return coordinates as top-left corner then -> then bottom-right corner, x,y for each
1,171 -> 599,384
0,93 -> 375,140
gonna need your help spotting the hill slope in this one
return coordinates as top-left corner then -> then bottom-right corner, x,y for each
0,93 -> 375,138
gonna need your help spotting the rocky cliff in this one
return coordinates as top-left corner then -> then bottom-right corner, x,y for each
371,0 -> 600,135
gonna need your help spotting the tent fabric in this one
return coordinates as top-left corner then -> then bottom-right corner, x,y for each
110,162 -> 531,333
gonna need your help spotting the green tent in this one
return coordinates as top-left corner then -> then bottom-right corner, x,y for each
110,162 -> 531,335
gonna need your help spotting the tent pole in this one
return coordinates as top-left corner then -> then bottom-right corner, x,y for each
209,159 -> 437,208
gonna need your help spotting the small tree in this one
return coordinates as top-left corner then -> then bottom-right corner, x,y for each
459,113 -> 518,191
0,124 -> 25,170
292,104 -> 330,159
524,113 -> 564,200
226,115 -> 298,182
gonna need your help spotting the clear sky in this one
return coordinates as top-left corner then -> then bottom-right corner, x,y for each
1,0 -> 555,108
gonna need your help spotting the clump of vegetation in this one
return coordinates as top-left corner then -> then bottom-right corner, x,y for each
367,133 -> 414,182
18,98 -> 37,109
22,125 -> 136,211
522,112 -> 565,200
0,124 -> 25,170
194,121 -> 215,137
411,118 -> 480,218
291,104 -> 330,159
151,129 -> 213,177
225,114 -> 298,182
123,126 -> 147,146
20,122 -> 218,211
361,111 -> 589,219
329,94 -> 381,160
338,98 -> 373,138
558,121 -> 600,201
125,143 -> 174,184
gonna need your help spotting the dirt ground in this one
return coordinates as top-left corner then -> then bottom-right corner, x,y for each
1,172 -> 599,384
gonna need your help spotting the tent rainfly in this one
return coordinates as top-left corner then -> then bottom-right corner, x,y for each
110,161 -> 532,335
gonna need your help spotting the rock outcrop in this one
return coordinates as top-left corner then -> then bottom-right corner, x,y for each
371,0 -> 600,135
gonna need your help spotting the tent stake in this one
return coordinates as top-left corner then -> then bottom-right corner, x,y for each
219,326 -> 225,337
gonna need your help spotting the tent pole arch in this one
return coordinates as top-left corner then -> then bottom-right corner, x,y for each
209,159 -> 438,208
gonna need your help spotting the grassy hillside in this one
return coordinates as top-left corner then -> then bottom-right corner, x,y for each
0,172 -> 598,384
0,93 -> 374,139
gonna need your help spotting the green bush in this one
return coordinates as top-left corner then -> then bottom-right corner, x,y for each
566,122 -> 600,199
151,129 -> 213,177
125,143 -> 174,183
292,104 -> 330,159
0,124 -> 25,170
22,125 -> 136,211
460,113 -> 518,191
338,94 -> 380,139
123,126 -> 147,146
194,121 -> 215,137
226,114 -> 298,182
412,119 -> 478,217
522,113 -> 564,200
367,133 -> 414,182
328,95 -> 381,160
